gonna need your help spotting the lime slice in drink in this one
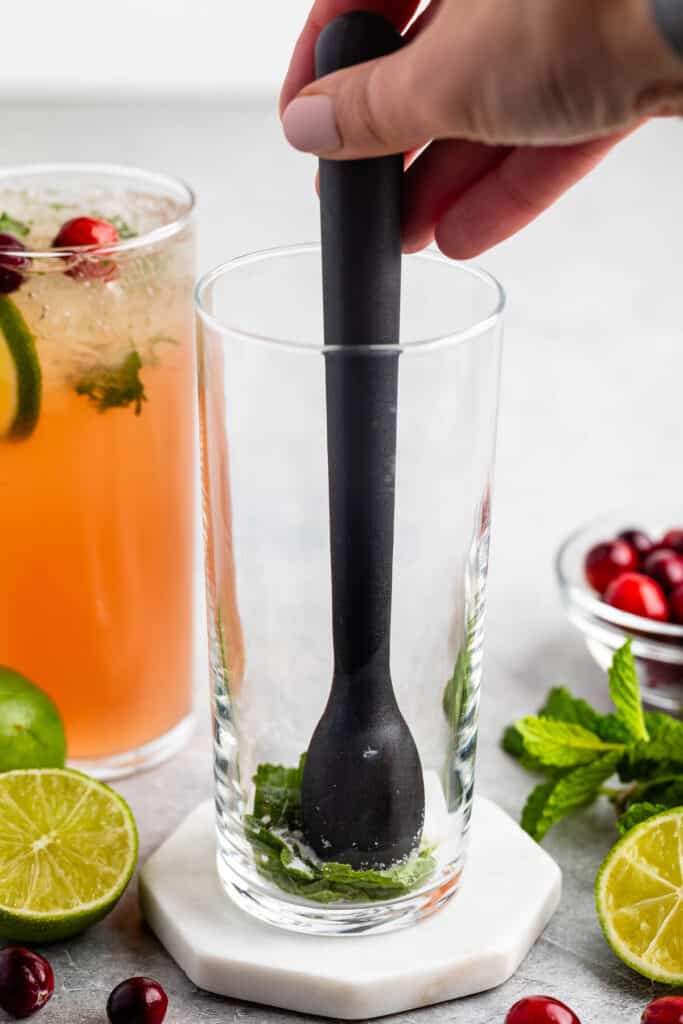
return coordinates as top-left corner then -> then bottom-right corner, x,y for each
0,769 -> 138,941
0,295 -> 41,440
596,807 -> 683,983
0,667 -> 66,772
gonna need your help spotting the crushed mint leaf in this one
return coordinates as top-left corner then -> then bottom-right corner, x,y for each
75,350 -> 147,414
246,758 -> 437,903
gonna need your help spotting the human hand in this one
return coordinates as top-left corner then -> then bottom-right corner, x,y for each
280,0 -> 683,256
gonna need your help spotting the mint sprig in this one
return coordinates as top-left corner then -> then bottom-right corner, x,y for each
502,640 -> 683,841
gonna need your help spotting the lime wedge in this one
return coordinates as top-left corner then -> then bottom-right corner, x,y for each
0,295 -> 41,440
0,769 -> 138,941
596,807 -> 683,983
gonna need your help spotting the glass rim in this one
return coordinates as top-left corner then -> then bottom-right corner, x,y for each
195,243 -> 506,355
0,162 -> 195,259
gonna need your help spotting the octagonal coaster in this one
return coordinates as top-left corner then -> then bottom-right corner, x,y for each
140,797 -> 561,1020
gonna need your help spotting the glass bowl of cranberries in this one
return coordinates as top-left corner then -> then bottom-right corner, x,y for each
556,511 -> 683,713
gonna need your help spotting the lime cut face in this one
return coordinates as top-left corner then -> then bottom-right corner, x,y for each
596,807 -> 683,984
0,769 -> 138,941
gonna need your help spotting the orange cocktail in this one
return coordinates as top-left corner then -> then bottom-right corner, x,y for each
0,165 -> 195,776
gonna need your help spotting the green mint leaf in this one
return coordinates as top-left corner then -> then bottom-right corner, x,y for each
636,776 -> 683,806
539,687 -> 632,744
0,212 -> 30,238
521,752 -> 622,841
617,802 -> 668,836
620,712 -> 683,781
516,717 -> 625,768
108,214 -> 137,240
247,757 -> 436,902
442,618 -> 475,728
89,211 -> 138,239
501,724 -> 545,773
521,779 -> 558,839
251,757 -> 305,830
608,640 -> 648,742
75,350 -> 147,414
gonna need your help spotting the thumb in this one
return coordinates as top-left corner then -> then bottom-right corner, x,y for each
281,38 -> 439,159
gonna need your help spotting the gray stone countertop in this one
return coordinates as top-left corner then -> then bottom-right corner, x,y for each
2,100 -> 682,1023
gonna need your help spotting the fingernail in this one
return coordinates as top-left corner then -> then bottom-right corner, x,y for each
282,95 -> 341,154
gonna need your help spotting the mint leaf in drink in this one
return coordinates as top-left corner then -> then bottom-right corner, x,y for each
107,215 -> 137,240
617,801 -> 669,836
75,350 -> 147,414
0,212 -> 30,238
89,211 -> 137,240
252,757 -> 305,830
515,717 -> 625,768
246,757 -> 436,902
521,752 -> 623,841
608,640 -> 648,742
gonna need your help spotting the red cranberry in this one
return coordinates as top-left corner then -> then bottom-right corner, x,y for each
585,539 -> 638,593
642,548 -> 683,593
0,947 -> 54,1019
604,571 -> 669,621
669,583 -> 683,625
506,995 -> 581,1024
52,217 -> 120,281
0,233 -> 30,294
642,996 -> 683,1024
106,977 -> 168,1024
662,529 -> 683,556
618,528 -> 654,560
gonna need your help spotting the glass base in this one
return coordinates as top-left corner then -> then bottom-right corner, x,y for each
68,712 -> 196,781
216,852 -> 462,937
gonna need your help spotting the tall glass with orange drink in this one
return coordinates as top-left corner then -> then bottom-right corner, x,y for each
0,165 -> 197,777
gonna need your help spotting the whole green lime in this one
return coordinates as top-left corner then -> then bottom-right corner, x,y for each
0,667 -> 66,772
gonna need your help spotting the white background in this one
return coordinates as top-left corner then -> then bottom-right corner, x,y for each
1,0 -> 319,97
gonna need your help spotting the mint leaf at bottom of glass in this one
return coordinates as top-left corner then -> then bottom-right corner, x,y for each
245,759 -> 437,903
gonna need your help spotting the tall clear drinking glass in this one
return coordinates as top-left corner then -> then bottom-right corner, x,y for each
196,245 -> 504,935
0,164 -> 195,779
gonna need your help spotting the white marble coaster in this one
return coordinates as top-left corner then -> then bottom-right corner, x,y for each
140,797 -> 561,1020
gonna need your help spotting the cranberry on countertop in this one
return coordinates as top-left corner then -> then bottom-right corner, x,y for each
0,946 -> 54,1019
642,996 -> 683,1024
52,217 -> 120,281
585,539 -> 638,594
661,529 -> 683,556
604,571 -> 669,622
618,528 -> 654,560
642,548 -> 683,593
106,977 -> 168,1024
0,233 -> 29,295
506,995 -> 581,1024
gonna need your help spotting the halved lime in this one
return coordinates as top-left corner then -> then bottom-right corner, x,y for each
0,667 -> 66,772
0,295 -> 41,440
0,769 -> 138,941
596,807 -> 683,983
